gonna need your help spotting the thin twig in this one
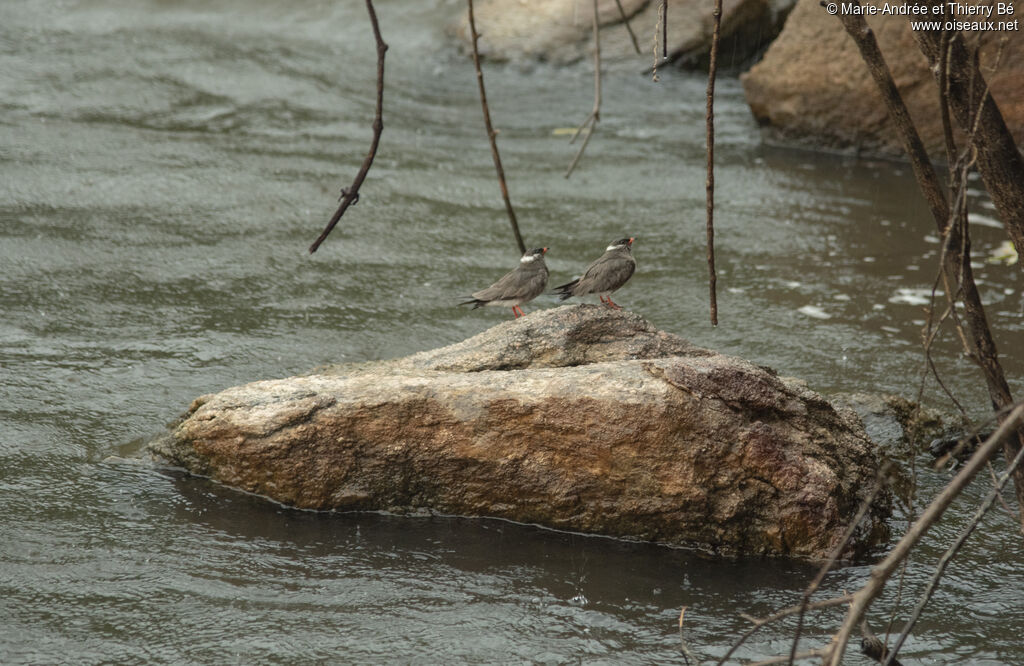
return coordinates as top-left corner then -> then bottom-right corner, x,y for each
677,607 -> 700,665
714,595 -> 853,665
309,0 -> 388,254
834,0 -> 1024,527
748,649 -> 830,666
884,434 -> 1024,664
652,0 -> 666,81
612,0 -> 642,55
786,466 -> 890,664
466,0 -> 526,254
565,0 -> 602,178
824,403 -> 1024,666
661,0 -> 668,59
704,0 -> 721,326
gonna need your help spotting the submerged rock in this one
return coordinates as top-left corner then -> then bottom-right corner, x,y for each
149,305 -> 890,559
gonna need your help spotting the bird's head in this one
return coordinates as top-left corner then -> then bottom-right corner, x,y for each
607,237 -> 634,251
521,247 -> 548,263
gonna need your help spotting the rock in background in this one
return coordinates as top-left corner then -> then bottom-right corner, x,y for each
149,306 -> 891,559
741,0 -> 1024,157
449,0 -> 795,69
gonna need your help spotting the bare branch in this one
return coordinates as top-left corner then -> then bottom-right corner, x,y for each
661,0 -> 668,59
833,0 -> 1024,527
824,403 -> 1024,665
714,595 -> 853,665
612,0 -> 642,55
677,607 -> 700,665
704,0 -> 722,326
786,466 -> 891,664
466,0 -> 526,254
748,649 -> 830,666
884,431 -> 1024,664
652,0 -> 666,81
565,0 -> 602,179
309,0 -> 388,254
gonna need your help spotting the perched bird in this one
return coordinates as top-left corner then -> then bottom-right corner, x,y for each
460,247 -> 550,318
553,237 -> 635,309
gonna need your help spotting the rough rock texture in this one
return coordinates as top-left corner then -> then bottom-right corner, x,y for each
450,0 -> 795,68
149,305 -> 890,559
741,0 -> 1024,157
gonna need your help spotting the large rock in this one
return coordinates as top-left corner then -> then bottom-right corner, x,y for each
741,0 -> 1024,157
149,305 -> 890,559
450,0 -> 795,69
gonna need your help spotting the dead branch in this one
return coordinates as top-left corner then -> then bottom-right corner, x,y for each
908,2 -> 1024,260
466,0 -> 527,254
824,403 -> 1024,666
831,5 -> 948,224
786,466 -> 890,663
661,0 -> 668,60
565,0 -> 602,178
652,0 -> 666,81
612,0 -> 642,55
309,0 -> 388,254
748,649 -> 830,666
833,0 -> 1024,527
714,595 -> 853,665
704,0 -> 721,326
677,607 -> 700,665
884,428 -> 1024,664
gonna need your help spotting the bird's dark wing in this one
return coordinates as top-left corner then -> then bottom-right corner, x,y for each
573,251 -> 635,295
506,264 -> 548,302
470,266 -> 522,302
471,261 -> 548,303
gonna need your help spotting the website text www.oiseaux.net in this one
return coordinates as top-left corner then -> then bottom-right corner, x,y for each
822,1 -> 1019,32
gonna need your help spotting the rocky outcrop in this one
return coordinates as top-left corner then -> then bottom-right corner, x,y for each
149,305 -> 890,559
449,0 -> 795,69
741,0 -> 1024,157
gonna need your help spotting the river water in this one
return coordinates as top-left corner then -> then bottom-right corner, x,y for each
2,0 -> 1022,663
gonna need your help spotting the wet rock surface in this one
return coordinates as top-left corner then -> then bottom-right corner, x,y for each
449,0 -> 795,69
149,305 -> 891,559
741,0 -> 1024,157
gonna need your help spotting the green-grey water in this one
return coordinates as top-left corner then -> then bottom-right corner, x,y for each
2,0 -> 1022,663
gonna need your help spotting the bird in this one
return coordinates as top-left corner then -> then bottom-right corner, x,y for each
553,237 -> 635,309
460,247 -> 550,318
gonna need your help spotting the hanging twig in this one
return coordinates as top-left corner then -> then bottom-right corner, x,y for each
309,0 -> 388,254
661,0 -> 668,59
704,0 -> 721,326
612,0 -> 642,55
565,0 -> 602,179
466,0 -> 526,254
651,0 -> 666,81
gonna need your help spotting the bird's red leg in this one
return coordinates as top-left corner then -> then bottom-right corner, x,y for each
606,297 -> 622,310
599,295 -> 607,305
512,306 -> 522,318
